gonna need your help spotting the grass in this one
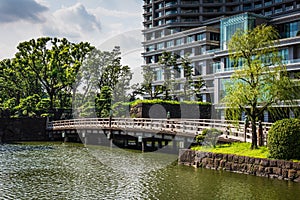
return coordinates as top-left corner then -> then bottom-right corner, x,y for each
191,142 -> 269,159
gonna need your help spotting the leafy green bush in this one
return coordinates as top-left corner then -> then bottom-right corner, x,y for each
112,102 -> 130,117
196,128 -> 222,147
268,118 -> 300,160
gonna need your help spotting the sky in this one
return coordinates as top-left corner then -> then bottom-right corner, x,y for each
0,0 -> 144,82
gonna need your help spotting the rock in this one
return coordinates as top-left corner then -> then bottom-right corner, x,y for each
288,169 -> 297,179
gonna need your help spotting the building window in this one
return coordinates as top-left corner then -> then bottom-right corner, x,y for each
187,35 -> 195,43
154,68 -> 163,81
265,1 -> 272,6
176,38 -> 184,46
174,66 -> 182,78
157,12 -> 163,17
220,13 -> 256,50
275,8 -> 283,14
264,10 -> 272,16
146,45 -> 155,52
157,42 -> 164,50
279,49 -> 289,61
166,19 -> 177,24
157,20 -> 164,26
210,32 -> 220,41
278,21 -> 300,38
197,33 -> 206,41
166,40 -> 174,48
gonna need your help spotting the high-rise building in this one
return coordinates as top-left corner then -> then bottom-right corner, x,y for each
142,0 -> 300,120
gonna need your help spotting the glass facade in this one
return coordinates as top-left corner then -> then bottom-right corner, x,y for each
278,21 -> 300,38
220,13 -> 257,50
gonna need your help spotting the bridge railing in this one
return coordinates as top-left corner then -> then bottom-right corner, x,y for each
47,118 -> 272,143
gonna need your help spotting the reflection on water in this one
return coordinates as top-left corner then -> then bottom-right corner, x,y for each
0,143 -> 299,200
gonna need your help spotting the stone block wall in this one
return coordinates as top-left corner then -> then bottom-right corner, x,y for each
178,149 -> 300,182
0,118 -> 48,142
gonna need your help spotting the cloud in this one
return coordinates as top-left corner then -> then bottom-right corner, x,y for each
42,3 -> 101,40
93,6 -> 140,18
0,0 -> 48,23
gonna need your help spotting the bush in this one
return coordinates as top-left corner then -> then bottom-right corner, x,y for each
268,118 -> 300,160
196,128 -> 222,147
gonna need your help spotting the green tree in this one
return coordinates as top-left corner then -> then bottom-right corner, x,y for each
14,37 -> 94,111
0,58 -> 45,117
131,65 -> 163,99
95,86 -> 112,117
223,24 -> 297,149
158,51 -> 177,100
74,46 -> 131,117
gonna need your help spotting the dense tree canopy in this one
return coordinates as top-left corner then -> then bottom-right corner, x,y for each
0,37 -> 94,118
15,37 -> 94,110
73,46 -> 131,118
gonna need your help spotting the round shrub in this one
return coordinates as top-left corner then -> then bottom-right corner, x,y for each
196,128 -> 222,147
268,118 -> 300,160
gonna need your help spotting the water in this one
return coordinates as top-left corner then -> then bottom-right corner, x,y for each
0,143 -> 300,200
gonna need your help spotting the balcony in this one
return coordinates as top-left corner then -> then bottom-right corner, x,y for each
283,59 -> 300,65
264,1 -> 272,7
181,1 -> 199,5
165,1 -> 177,7
203,0 -> 223,3
165,10 -> 178,15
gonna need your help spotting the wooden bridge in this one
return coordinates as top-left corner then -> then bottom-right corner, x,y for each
47,118 -> 272,151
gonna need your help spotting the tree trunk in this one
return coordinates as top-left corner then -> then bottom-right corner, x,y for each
251,119 -> 258,149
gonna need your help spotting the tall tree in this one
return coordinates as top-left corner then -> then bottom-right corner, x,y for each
132,65 -> 163,99
14,37 -> 94,111
223,24 -> 297,149
74,46 -> 131,117
158,51 -> 177,99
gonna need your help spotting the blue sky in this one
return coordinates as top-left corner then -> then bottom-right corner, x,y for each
0,0 -> 144,80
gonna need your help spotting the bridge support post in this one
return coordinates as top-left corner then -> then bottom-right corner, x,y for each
173,141 -> 177,151
141,140 -> 145,153
158,140 -> 162,149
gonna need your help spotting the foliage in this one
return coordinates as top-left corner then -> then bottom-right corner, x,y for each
14,37 -> 94,111
131,65 -> 163,99
223,24 -> 297,149
14,94 -> 42,117
195,128 -> 222,147
130,99 -> 211,107
157,51 -> 206,100
192,142 -> 269,159
181,101 -> 211,105
268,118 -> 300,160
74,46 -> 131,117
158,51 -> 178,99
111,102 -> 131,118
95,86 -> 112,118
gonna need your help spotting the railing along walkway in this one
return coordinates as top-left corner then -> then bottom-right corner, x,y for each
47,118 -> 272,142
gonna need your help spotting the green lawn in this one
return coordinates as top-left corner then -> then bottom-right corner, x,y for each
191,142 -> 269,159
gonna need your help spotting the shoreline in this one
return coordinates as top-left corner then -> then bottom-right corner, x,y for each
178,149 -> 300,182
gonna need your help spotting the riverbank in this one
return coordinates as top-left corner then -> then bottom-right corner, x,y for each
179,149 -> 300,182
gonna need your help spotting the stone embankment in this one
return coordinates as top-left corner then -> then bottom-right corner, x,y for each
0,118 -> 48,142
179,149 -> 300,182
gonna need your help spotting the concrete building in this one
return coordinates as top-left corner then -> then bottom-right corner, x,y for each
142,0 -> 300,120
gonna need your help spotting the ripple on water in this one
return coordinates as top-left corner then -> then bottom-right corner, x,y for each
1,143 -> 300,200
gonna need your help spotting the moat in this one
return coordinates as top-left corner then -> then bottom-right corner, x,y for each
1,142 -> 300,200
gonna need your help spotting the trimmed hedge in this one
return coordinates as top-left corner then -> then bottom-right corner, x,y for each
130,99 -> 211,107
268,118 -> 300,160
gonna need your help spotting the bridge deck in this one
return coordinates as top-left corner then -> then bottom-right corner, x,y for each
47,118 -> 272,143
